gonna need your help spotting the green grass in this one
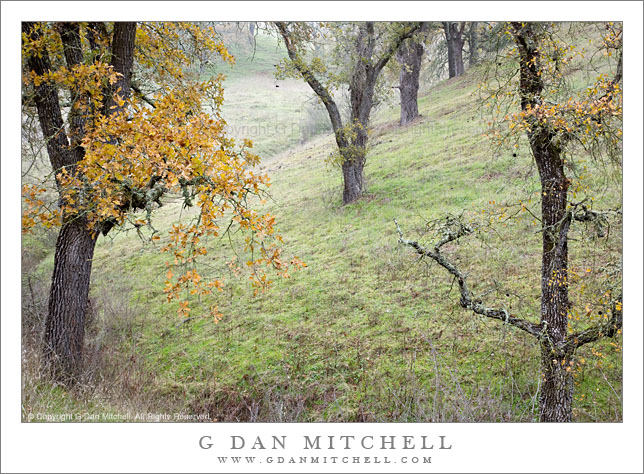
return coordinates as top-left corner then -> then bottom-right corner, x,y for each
212,32 -> 332,158
22,25 -> 622,422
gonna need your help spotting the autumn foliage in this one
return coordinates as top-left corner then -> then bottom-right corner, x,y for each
482,22 -> 622,158
22,22 -> 304,322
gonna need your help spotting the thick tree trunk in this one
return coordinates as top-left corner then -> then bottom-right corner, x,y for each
451,41 -> 465,77
23,22 -> 137,382
44,218 -> 98,381
397,36 -> 425,125
340,118 -> 370,204
539,345 -> 573,422
340,126 -> 368,204
341,158 -> 365,205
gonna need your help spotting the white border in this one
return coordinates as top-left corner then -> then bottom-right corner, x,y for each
2,2 -> 642,473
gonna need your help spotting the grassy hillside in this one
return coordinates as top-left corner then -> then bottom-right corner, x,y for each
216,31 -> 333,158
22,27 -> 622,422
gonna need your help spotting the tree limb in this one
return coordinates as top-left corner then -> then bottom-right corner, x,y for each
458,21 -> 467,37
102,22 -> 137,117
22,22 -> 74,176
394,218 -> 543,338
561,295 -> 622,353
59,22 -> 89,163
130,81 -> 157,108
275,22 -> 345,141
373,22 -> 424,75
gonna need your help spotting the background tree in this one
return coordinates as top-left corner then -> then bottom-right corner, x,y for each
395,22 -> 430,125
21,22 -> 301,382
442,21 -> 466,78
397,21 -> 622,422
467,21 -> 479,67
275,21 -> 423,204
248,21 -> 256,44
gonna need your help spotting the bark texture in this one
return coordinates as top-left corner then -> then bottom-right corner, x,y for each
396,24 -> 428,125
44,219 -> 98,379
512,21 -> 572,422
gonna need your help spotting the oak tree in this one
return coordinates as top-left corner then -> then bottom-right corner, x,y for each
275,21 -> 423,204
397,22 -> 622,422
395,23 -> 430,126
22,22 -> 301,382
442,21 -> 466,78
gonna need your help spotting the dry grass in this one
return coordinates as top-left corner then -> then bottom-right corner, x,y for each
21,272 -> 171,421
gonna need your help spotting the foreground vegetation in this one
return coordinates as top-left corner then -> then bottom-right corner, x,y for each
22,27 -> 622,422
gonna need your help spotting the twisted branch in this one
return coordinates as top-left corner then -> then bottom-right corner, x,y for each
394,218 -> 543,338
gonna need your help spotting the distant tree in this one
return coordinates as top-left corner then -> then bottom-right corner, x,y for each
395,23 -> 431,125
275,21 -> 423,204
442,21 -> 466,78
22,22 -> 301,382
467,21 -> 479,67
397,22 -> 622,422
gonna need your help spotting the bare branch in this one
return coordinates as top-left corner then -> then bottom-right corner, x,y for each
561,295 -> 622,353
395,218 -> 543,338
569,200 -> 621,238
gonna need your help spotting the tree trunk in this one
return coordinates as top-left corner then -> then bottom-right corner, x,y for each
340,124 -> 368,204
443,22 -> 466,78
341,158 -> 365,204
534,139 -> 573,422
540,345 -> 573,422
397,33 -> 425,125
23,22 -> 137,382
44,218 -> 98,381
513,22 -> 573,421
451,40 -> 465,77
468,22 -> 479,67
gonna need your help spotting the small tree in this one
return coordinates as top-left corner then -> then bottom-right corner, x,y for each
275,21 -> 423,204
396,22 -> 622,422
22,22 -> 301,382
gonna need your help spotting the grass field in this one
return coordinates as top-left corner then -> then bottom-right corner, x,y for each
21,26 -> 622,422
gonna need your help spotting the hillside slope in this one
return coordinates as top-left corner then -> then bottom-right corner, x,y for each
23,31 -> 622,422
